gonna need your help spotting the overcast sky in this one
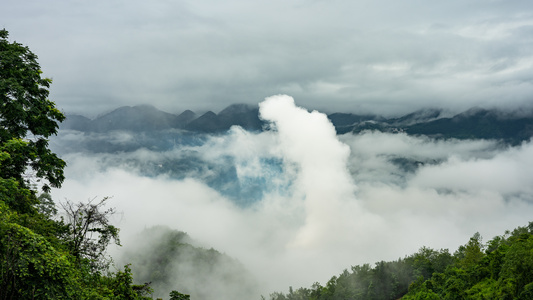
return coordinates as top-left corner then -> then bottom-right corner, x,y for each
2,0 -> 533,116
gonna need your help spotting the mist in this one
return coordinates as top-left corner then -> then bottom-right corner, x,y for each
51,95 -> 533,298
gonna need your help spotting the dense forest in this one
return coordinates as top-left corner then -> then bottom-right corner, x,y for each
266,224 -> 533,300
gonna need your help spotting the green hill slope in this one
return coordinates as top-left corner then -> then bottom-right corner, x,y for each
267,222 -> 533,300
120,226 -> 259,300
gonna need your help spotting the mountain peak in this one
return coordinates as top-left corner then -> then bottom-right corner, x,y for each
185,111 -> 223,132
218,103 -> 257,115
389,108 -> 447,126
89,105 -> 181,131
177,110 -> 197,124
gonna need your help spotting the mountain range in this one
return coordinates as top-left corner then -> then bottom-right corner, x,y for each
61,104 -> 264,133
61,104 -> 533,144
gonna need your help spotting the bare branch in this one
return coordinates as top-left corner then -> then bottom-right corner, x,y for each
59,197 -> 120,270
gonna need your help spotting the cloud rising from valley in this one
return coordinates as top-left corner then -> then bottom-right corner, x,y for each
51,95 -> 533,297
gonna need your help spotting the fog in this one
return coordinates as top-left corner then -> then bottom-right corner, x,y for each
51,95 -> 533,298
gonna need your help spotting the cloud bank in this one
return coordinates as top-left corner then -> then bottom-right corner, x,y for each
3,0 -> 533,116
51,96 -> 533,297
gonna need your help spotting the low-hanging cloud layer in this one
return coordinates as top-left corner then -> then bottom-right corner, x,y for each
2,0 -> 533,116
51,96 -> 533,297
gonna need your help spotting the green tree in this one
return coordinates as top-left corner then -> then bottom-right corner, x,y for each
0,200 -> 81,299
109,264 -> 152,300
0,28 -> 65,197
169,290 -> 191,300
0,29 -> 159,299
60,197 -> 121,270
455,232 -> 484,269
0,29 -> 74,299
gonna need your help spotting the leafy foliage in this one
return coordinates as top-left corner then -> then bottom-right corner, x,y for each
0,215 -> 79,299
267,224 -> 533,300
266,248 -> 452,300
169,290 -> 191,300
403,224 -> 533,299
0,29 -> 162,299
60,197 -> 120,270
0,29 -> 65,194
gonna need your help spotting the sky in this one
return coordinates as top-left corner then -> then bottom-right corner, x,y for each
3,1 -> 533,298
2,0 -> 533,116
49,96 -> 533,298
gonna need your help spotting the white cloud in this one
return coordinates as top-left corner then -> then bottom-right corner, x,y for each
410,141 -> 533,195
50,97 -> 533,297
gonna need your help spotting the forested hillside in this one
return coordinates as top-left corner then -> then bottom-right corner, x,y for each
266,223 -> 533,300
120,226 -> 259,299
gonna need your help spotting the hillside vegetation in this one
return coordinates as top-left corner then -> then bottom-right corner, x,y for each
0,28 -> 187,300
120,226 -> 259,299
267,223 -> 533,300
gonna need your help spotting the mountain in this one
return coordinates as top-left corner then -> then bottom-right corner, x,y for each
184,111 -> 222,132
387,108 -> 448,126
87,105 -> 182,132
405,107 -> 533,144
59,104 -> 533,144
327,107 -> 533,144
120,226 -> 259,300
176,109 -> 197,126
61,103 -> 263,133
327,113 -> 382,134
60,105 -> 185,132
217,103 -> 263,131
61,114 -> 92,131
185,104 -> 263,132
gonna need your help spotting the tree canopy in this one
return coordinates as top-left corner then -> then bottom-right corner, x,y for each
0,28 -> 155,299
0,28 -> 65,196
266,224 -> 533,300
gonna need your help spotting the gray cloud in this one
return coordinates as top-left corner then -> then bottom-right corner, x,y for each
2,0 -> 532,116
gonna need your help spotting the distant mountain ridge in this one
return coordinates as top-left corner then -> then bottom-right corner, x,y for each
62,103 -> 264,133
60,104 -> 533,144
